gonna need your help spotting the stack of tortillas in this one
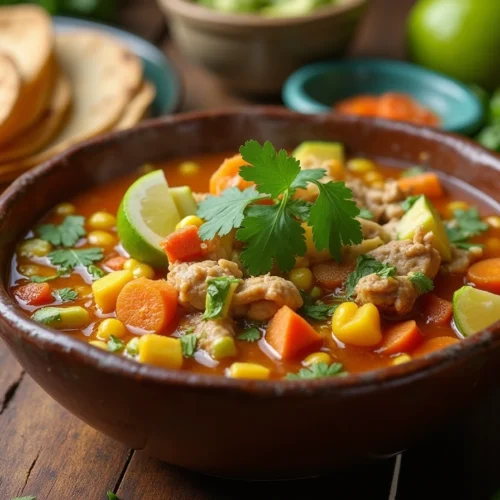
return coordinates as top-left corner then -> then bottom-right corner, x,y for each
0,5 -> 156,183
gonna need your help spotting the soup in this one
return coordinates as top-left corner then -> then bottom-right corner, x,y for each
9,140 -> 500,380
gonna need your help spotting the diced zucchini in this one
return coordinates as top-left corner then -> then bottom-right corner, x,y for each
169,186 -> 198,218
32,306 -> 90,329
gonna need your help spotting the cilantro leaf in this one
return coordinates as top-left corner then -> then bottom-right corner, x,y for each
48,248 -> 103,271
286,199 -> 312,220
38,215 -> 86,247
203,277 -> 241,320
32,307 -> 61,326
402,195 -> 422,212
180,333 -> 198,357
409,272 -> 434,294
446,207 -> 488,244
298,290 -> 337,321
358,208 -> 374,220
290,168 -> 326,190
237,327 -> 261,342
239,140 -> 301,197
88,264 -> 105,280
401,166 -> 426,178
197,187 -> 262,240
54,288 -> 78,302
286,362 -> 345,380
308,181 -> 363,261
345,255 -> 397,298
107,335 -> 124,352
237,202 -> 306,275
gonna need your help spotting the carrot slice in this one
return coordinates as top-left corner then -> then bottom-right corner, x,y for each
379,320 -> 422,355
412,336 -> 459,357
421,294 -> 453,326
103,256 -> 127,272
209,154 -> 254,195
266,305 -> 322,360
15,282 -> 53,306
312,261 -> 354,290
466,258 -> 500,294
160,225 -> 204,263
398,173 -> 443,198
335,95 -> 379,117
116,277 -> 178,333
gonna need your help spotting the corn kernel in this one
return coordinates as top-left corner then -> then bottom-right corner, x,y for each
310,286 -> 322,299
139,334 -> 183,369
332,302 -> 382,347
132,263 -> 155,279
179,161 -> 201,176
54,202 -> 75,216
97,318 -> 126,341
364,171 -> 384,185
347,158 -> 375,174
486,216 -> 500,229
294,256 -> 310,269
445,201 -> 469,219
303,352 -> 331,366
391,354 -> 412,366
18,264 -> 42,277
227,362 -> 270,380
486,237 -> 500,257
18,238 -> 52,258
88,211 -> 116,230
89,340 -> 108,350
88,230 -> 116,247
126,337 -> 140,357
289,268 -> 314,291
92,270 -> 134,313
175,215 -> 204,230
123,258 -> 140,271
212,336 -> 237,360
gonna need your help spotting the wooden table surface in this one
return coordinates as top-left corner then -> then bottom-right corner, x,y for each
2,1 -> 500,499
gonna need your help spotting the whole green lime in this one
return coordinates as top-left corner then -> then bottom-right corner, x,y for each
408,0 -> 500,90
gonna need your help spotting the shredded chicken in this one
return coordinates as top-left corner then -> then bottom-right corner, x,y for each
442,245 -> 483,274
167,259 -> 242,310
358,218 -> 391,242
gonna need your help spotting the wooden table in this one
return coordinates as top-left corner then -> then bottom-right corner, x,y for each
2,1 -> 500,498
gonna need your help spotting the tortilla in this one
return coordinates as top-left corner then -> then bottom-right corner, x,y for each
0,72 -> 71,164
0,54 -> 21,128
115,81 -> 156,130
0,5 -> 55,145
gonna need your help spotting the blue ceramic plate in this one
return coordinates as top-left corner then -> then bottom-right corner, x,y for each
282,59 -> 483,135
54,16 -> 182,116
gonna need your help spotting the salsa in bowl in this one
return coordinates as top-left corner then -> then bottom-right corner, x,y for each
1,108 -> 500,477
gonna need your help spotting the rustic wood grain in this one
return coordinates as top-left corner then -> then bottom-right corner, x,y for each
0,346 -> 24,416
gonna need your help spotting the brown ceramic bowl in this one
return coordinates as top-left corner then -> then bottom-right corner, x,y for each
1,108 -> 500,479
157,0 -> 369,94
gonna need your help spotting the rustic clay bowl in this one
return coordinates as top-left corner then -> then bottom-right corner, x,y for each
157,0 -> 369,94
1,108 -> 500,479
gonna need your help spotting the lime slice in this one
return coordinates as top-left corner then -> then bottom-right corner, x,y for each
453,285 -> 500,337
117,170 -> 181,268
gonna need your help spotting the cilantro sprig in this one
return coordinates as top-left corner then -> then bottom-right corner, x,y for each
180,333 -> 198,357
408,272 -> 434,294
446,207 -> 488,247
54,288 -> 78,302
345,255 -> 397,298
298,290 -> 338,321
197,140 -> 363,275
286,362 -> 345,380
237,327 -> 261,342
38,215 -> 86,247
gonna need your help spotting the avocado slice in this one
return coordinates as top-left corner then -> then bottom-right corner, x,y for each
169,186 -> 198,219
292,141 -> 345,164
397,195 -> 451,262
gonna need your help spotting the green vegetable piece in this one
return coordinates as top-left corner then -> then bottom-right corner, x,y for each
237,327 -> 261,342
409,271 -> 434,294
126,337 -> 140,357
18,238 -> 52,258
54,287 -> 78,303
38,215 -> 86,247
476,123 -> 500,152
212,336 -> 237,360
286,362 -> 345,380
169,186 -> 198,219
446,207 -> 489,246
345,255 -> 397,298
180,333 -> 198,358
32,306 -> 90,329
48,247 -> 103,271
108,335 -> 124,352
291,140 -> 344,165
203,277 -> 241,320
397,195 -> 451,261
298,290 -> 338,321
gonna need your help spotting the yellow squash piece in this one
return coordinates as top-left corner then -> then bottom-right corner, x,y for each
332,302 -> 382,347
92,270 -> 134,313
227,362 -> 270,380
139,334 -> 183,369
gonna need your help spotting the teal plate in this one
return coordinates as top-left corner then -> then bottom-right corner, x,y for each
54,16 -> 182,116
282,59 -> 483,135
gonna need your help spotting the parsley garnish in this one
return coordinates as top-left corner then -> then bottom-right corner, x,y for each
446,207 -> 488,245
237,327 -> 261,342
345,255 -> 397,298
197,140 -> 362,275
48,248 -> 103,271
180,333 -> 198,357
107,335 -> 124,352
38,215 -> 86,247
54,288 -> 78,302
298,290 -> 337,321
401,166 -> 426,178
358,208 -> 374,220
286,362 -> 345,380
203,277 -> 241,320
409,272 -> 434,293
402,195 -> 422,212
32,307 -> 61,325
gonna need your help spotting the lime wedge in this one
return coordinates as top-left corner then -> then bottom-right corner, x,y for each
453,285 -> 500,337
117,170 -> 181,268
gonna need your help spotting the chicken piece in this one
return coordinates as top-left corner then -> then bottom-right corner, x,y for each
167,259 -> 242,310
368,228 -> 441,278
358,217 -> 391,242
442,245 -> 484,274
355,274 -> 419,316
231,275 -> 303,321
382,218 -> 399,240
202,233 -> 234,261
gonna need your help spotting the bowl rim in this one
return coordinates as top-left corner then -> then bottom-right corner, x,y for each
282,58 -> 484,135
159,0 -> 369,27
1,106 -> 500,397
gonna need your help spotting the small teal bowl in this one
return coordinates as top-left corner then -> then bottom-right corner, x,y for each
282,59 -> 483,135
54,16 -> 182,116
